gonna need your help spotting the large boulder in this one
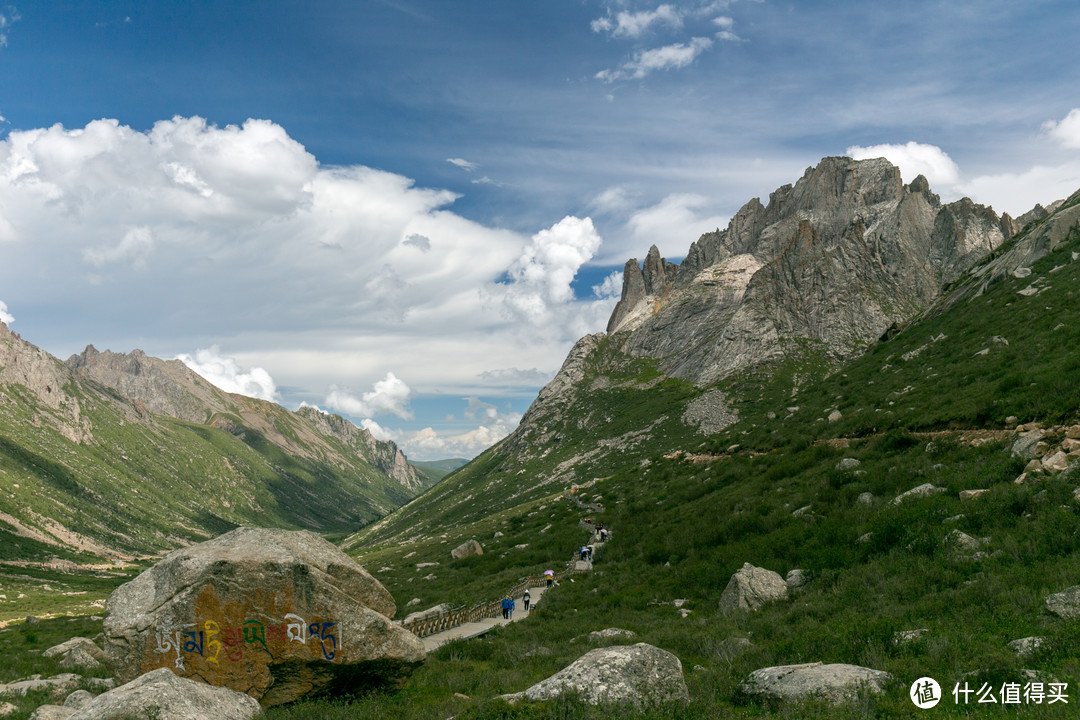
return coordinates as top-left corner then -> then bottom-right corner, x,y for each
103,527 -> 424,707
451,539 -> 483,559
66,668 -> 261,720
500,643 -> 688,708
719,563 -> 787,612
1045,585 -> 1080,619
42,638 -> 104,671
739,662 -> 891,704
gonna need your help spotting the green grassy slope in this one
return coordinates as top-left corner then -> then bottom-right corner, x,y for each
311,202 -> 1080,718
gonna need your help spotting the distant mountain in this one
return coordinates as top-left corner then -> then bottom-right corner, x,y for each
0,327 -> 430,562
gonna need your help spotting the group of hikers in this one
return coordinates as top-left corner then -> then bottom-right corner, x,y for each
499,521 -> 610,622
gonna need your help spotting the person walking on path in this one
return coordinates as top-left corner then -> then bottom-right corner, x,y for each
501,596 -> 510,619
509,596 -> 515,619
545,569 -> 554,587
523,589 -> 531,612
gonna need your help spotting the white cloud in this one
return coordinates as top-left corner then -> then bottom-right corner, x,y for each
597,37 -> 713,81
846,141 -> 961,188
447,157 -> 479,171
402,233 -> 431,252
957,163 -> 1080,218
591,5 -> 683,38
497,216 -> 603,323
713,15 -> 740,41
608,193 -> 727,263
386,405 -> 525,460
176,346 -> 278,402
360,417 -> 395,442
1042,108 -> 1080,150
592,270 -> 624,299
0,8 -> 20,47
82,226 -> 155,268
476,367 -> 555,387
325,372 -> 414,420
0,300 -> 13,324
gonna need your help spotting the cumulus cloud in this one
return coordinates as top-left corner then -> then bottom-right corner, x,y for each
476,367 -> 555,387
325,372 -> 414,420
592,270 -> 624,299
713,15 -> 740,41
597,36 -> 713,81
0,299 -> 13,324
176,346 -> 278,401
497,216 -> 603,323
591,4 -> 683,38
1043,108 -> 1080,149
846,141 -> 961,188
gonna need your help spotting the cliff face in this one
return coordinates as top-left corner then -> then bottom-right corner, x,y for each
605,157 -> 1012,386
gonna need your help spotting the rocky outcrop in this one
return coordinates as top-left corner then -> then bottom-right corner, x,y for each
499,643 -> 688,707
739,662 -> 891,704
719,563 -> 788,612
450,539 -> 483,559
604,157 -> 1013,387
64,668 -> 261,720
103,527 -> 424,707
1045,585 -> 1080,619
42,638 -> 104,671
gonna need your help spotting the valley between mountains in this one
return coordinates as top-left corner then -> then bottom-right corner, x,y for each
4,156 -> 1080,718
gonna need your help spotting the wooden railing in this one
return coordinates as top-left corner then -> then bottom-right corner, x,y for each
400,558 -> 581,639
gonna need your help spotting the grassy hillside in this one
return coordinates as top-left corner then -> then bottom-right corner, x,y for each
303,202 -> 1080,718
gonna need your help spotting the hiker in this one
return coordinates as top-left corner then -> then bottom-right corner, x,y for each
600,528 -> 608,542
509,596 -> 515,619
523,589 -> 531,612
501,596 -> 510,619
586,545 -> 594,561
545,569 -> 554,587
580,546 -> 588,561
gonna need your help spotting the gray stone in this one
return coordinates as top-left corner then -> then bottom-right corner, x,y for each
1009,637 -> 1045,657
959,489 -> 988,500
856,492 -> 874,505
1043,451 -> 1070,472
1012,431 -> 1047,459
66,668 -> 261,720
62,690 -> 93,709
836,458 -> 861,470
28,707 -> 75,720
719,563 -> 787,612
785,569 -> 810,589
451,539 -> 483,560
891,483 -> 946,505
43,638 -> 105,671
402,603 -> 451,625
0,702 -> 17,717
827,410 -> 843,423
581,628 -> 636,643
892,629 -> 929,646
0,674 -> 81,698
500,643 -> 688,708
1046,585 -> 1080,619
946,529 -> 988,554
739,662 -> 891,704
103,527 -> 424,707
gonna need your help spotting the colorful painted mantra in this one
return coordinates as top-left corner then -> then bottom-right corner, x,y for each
154,613 -> 340,670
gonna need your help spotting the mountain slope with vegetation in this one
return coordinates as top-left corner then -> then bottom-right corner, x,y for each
322,175 -> 1080,718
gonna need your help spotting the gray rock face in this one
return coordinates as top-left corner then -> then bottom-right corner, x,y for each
1045,585 -> 1080,619
28,706 -> 75,720
500,643 -> 688,708
66,668 -> 261,720
604,157 -> 1011,387
103,527 -> 424,707
719,563 -> 788,612
739,662 -> 891,704
451,539 -> 483,559
891,483 -> 946,505
0,674 -> 81,698
1009,636 -> 1045,657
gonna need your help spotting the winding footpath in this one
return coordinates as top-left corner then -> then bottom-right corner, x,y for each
421,583 -> 549,652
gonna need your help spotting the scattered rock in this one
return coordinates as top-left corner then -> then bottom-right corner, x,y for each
453,692 -> 470,700
836,458 -> 860,470
1043,451 -> 1070,472
43,638 -> 105,671
959,489 -> 988,500
785,569 -> 810,590
62,690 -> 93,710
719,563 -> 787,612
499,643 -> 688,708
890,483 -> 946,505
493,531 -> 504,538
1009,637 -> 1045,657
405,598 -> 421,607
738,662 -> 891,704
893,629 -> 928,646
0,674 -> 81,698
1005,416 -> 1019,426
1011,431 -> 1046,459
946,529 -> 988,554
451,539 -> 483,560
28,706 -> 74,720
577,628 -> 636,644
856,492 -> 874,506
402,604 -> 451,626
827,410 -> 843,423
1045,586 -> 1080,619
791,505 -> 812,517
0,702 -> 17,717
102,527 -> 424,707
64,667 -> 261,720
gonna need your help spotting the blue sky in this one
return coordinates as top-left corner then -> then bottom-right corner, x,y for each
1,1 -> 1079,459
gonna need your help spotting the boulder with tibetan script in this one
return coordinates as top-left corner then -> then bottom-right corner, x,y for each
102,527 -> 424,707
